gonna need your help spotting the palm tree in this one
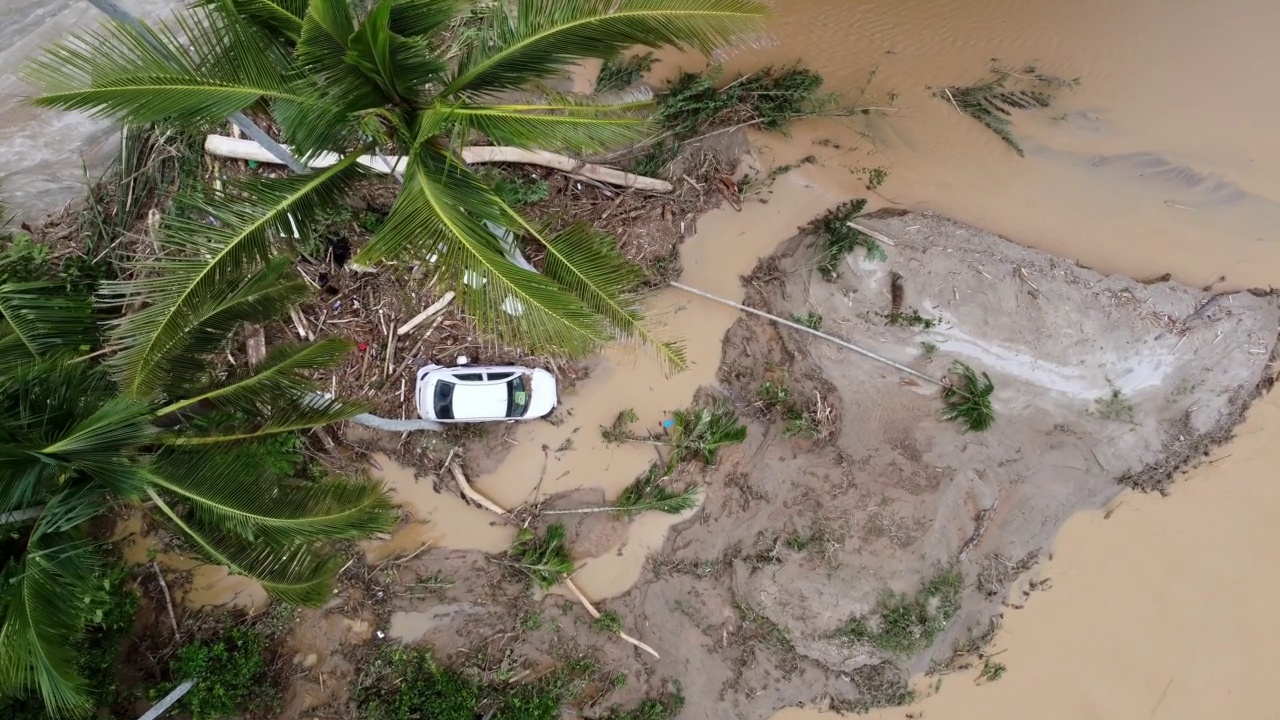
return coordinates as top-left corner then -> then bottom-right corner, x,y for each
0,274 -> 393,717
23,0 -> 770,370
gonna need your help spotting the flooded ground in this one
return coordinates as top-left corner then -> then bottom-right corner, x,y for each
743,0 -> 1280,718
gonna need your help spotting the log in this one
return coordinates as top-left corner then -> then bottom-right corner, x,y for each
203,135 -> 674,193
397,291 -> 455,336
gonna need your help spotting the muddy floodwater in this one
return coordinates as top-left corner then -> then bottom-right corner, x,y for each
746,0 -> 1280,718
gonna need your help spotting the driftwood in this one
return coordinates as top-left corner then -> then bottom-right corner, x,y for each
397,291 -> 455,336
203,135 -> 675,193
445,462 -> 661,659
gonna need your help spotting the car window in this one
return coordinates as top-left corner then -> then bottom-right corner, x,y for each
487,371 -> 514,381
433,380 -> 455,420
454,373 -> 484,382
506,375 -> 529,418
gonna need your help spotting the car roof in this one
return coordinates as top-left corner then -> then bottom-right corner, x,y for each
445,380 -> 510,419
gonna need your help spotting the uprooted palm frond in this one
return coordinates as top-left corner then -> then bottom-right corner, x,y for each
613,463 -> 700,517
440,0 -> 771,97
600,408 -> 641,444
940,361 -> 996,433
936,65 -> 1079,157
508,523 -> 575,589
101,155 -> 367,400
669,398 -> 747,465
596,51 -> 658,93
811,198 -> 884,280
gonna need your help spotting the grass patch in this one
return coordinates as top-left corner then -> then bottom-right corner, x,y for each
356,646 -> 680,720
161,625 -> 277,720
940,361 -> 997,433
886,307 -> 938,330
812,198 -> 886,280
920,341 -> 939,357
597,52 -> 657,92
755,378 -> 828,440
840,567 -> 965,655
592,610 -> 624,634
1094,383 -> 1135,422
790,311 -> 823,330
784,519 -> 845,564
509,524 -> 575,589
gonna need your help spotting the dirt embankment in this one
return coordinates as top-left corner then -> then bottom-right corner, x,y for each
605,210 -> 1280,716
268,210 -> 1280,720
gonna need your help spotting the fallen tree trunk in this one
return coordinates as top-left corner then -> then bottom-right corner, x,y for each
203,135 -> 674,193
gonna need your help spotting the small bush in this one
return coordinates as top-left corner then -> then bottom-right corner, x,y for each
790,311 -> 822,330
592,610 -> 624,635
165,625 -> 275,720
494,174 -> 551,207
841,568 -> 965,655
357,646 -> 480,720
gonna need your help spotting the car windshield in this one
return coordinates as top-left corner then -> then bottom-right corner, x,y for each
433,380 -> 455,420
506,375 -> 528,418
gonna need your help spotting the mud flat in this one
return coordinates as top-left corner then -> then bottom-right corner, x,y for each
596,209 -> 1280,717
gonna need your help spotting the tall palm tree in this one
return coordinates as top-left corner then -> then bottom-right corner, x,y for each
23,0 -> 770,371
0,273 -> 393,717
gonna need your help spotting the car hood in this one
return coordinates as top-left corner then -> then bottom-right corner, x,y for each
525,369 -> 557,418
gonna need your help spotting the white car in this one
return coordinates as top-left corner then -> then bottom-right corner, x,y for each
415,363 -> 558,422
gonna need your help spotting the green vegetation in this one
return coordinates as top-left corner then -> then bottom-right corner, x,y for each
979,659 -> 1007,682
635,65 -> 836,176
356,645 -> 682,720
509,524 -> 575,589
1094,384 -> 1136,423
840,567 -> 965,654
886,307 -> 938,330
667,399 -> 748,466
755,379 -> 825,440
790,311 -> 823,330
592,610 -> 624,634
864,165 -> 890,190
601,399 -> 747,466
937,65 -> 1079,156
920,341 -> 939,357
597,52 -> 658,93
494,174 -> 552,208
163,625 -> 276,720
614,463 -> 700,517
813,198 -> 886,280
940,361 -> 997,433
27,2 -> 772,373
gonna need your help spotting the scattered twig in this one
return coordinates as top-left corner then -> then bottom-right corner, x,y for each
152,562 -> 179,637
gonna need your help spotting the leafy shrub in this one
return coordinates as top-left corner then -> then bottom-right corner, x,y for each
164,626 -> 275,720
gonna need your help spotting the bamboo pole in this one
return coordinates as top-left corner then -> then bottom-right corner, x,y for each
668,282 -> 947,389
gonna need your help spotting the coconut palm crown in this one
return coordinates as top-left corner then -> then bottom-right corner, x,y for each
25,0 -> 771,369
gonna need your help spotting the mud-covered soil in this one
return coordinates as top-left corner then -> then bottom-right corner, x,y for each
262,210 -> 1280,720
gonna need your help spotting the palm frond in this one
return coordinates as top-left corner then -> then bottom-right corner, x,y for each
443,0 -> 770,96
146,447 -> 392,543
24,9 -> 307,126
613,463 -> 699,516
154,258 -> 312,398
347,0 -> 447,105
37,397 -> 154,466
158,338 -> 353,417
521,221 -> 686,370
146,489 -> 340,605
388,0 -> 468,38
0,283 -> 97,366
161,393 -> 363,445
102,154 -> 366,399
669,398 -> 747,465
419,94 -> 654,154
0,533 -> 102,717
353,146 -> 607,356
196,0 -> 308,42
939,360 -> 996,432
508,523 -> 574,589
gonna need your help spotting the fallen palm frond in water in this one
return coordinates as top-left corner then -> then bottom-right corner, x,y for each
668,399 -> 748,466
936,65 -> 1079,156
508,523 -> 575,589
670,282 -> 999,433
613,463 -> 701,517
